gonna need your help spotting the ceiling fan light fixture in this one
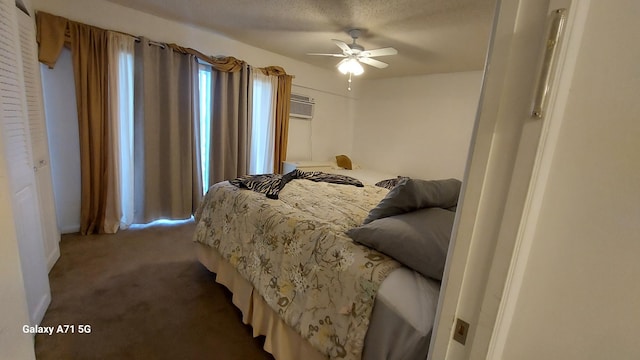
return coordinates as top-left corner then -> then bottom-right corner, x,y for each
338,58 -> 364,76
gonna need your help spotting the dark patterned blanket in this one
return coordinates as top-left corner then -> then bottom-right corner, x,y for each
229,169 -> 364,199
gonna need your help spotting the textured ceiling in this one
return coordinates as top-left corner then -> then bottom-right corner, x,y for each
106,0 -> 497,79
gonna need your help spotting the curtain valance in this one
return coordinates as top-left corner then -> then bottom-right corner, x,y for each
167,43 -> 245,72
259,66 -> 288,76
36,11 -> 292,77
36,11 -> 71,68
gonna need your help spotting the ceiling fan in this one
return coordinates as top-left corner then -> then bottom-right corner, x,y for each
307,29 -> 398,76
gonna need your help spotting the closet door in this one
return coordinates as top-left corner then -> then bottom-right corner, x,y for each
17,7 -> 61,271
0,0 -> 51,325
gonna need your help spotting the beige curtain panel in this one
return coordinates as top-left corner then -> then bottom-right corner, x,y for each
68,22 -> 111,235
133,38 -> 201,224
204,65 -> 253,186
273,74 -> 292,174
259,66 -> 292,173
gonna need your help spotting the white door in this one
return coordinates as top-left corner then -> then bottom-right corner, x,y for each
16,6 -> 61,271
0,0 -> 51,326
429,0 -> 579,359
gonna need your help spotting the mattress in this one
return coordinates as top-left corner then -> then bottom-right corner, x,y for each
364,267 -> 440,359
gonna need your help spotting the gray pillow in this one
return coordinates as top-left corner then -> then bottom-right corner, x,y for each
374,176 -> 410,190
347,207 -> 455,280
363,178 -> 461,224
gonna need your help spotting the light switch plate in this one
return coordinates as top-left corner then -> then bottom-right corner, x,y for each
453,318 -> 470,345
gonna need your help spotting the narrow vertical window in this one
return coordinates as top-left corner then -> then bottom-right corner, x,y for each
250,72 -> 277,174
198,64 -> 212,193
117,49 -> 135,228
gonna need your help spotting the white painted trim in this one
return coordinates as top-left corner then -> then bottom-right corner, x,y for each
46,244 -> 60,272
486,1 -> 591,357
32,292 -> 51,326
428,0 -> 525,357
60,225 -> 81,234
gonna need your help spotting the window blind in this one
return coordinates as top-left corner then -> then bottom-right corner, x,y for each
17,9 -> 48,168
0,0 -> 33,189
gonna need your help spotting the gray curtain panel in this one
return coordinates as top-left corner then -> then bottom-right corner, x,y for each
133,38 -> 201,224
205,64 -> 253,186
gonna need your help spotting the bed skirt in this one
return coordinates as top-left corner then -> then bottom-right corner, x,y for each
196,242 -> 328,360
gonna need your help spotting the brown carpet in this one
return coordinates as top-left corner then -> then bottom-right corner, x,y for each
35,220 -> 274,360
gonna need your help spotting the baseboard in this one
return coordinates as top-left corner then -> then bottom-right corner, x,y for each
31,292 -> 51,326
46,246 -> 60,273
59,225 -> 80,234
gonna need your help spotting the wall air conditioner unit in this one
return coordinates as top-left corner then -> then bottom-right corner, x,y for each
290,93 -> 315,119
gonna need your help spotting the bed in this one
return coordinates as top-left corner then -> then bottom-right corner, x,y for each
193,168 -> 460,360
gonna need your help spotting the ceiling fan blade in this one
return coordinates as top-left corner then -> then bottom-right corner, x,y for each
332,39 -> 352,54
307,52 -> 347,57
358,57 -> 389,69
361,47 -> 398,57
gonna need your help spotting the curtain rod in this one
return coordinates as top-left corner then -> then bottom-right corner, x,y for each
110,30 -> 166,49
133,37 -> 166,49
97,26 -> 291,76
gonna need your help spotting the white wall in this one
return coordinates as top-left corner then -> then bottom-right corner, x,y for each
287,84 -> 357,162
40,48 -> 81,233
353,71 -> 483,180
500,1 -> 640,358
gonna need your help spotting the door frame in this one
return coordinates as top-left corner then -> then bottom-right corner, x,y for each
485,0 -> 591,357
429,0 -> 591,359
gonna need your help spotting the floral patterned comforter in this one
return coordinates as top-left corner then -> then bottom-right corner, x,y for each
193,179 -> 401,359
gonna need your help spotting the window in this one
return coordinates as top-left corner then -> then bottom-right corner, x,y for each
116,48 -> 134,228
117,59 -> 276,200
249,72 -> 277,175
197,66 -> 277,184
198,64 -> 212,193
